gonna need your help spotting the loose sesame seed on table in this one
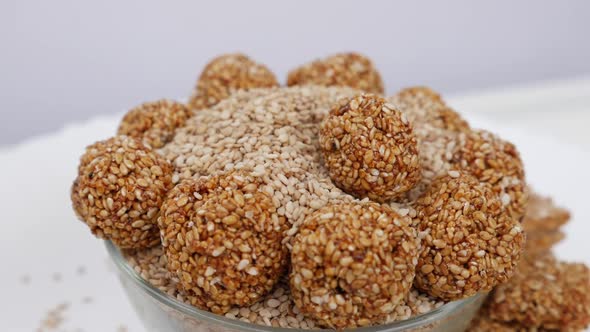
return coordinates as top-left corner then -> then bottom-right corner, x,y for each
69,52 -> 590,331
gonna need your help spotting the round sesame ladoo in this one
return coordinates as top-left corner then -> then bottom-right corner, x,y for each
117,99 -> 192,149
71,136 -> 173,249
412,172 -> 524,301
388,86 -> 470,133
188,53 -> 279,110
290,202 -> 420,329
452,130 -> 527,220
487,252 -> 590,331
158,172 -> 287,314
287,52 -> 384,94
319,94 -> 421,202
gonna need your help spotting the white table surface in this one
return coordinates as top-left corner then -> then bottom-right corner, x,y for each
1,78 -> 589,331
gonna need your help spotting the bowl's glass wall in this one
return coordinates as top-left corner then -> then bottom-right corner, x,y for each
108,242 -> 485,332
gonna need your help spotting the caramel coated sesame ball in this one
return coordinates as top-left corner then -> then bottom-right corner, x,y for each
117,100 -> 192,149
71,136 -> 173,249
452,130 -> 527,220
188,54 -> 279,110
413,173 -> 524,301
488,253 -> 590,331
158,172 -> 287,314
287,53 -> 384,94
319,94 -> 421,202
290,202 -> 420,329
389,87 -> 470,133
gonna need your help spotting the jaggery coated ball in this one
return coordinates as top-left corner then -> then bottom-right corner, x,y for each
71,136 -> 173,249
290,202 -> 420,329
188,54 -> 279,110
412,172 -> 524,301
117,99 -> 193,149
452,130 -> 527,220
287,52 -> 384,94
158,172 -> 287,314
488,252 -> 590,331
319,94 -> 421,202
388,86 -> 470,133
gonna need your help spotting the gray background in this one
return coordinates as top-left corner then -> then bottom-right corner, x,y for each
1,0 -> 589,146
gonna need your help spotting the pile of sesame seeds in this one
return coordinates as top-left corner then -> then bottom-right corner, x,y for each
159,86 -> 364,249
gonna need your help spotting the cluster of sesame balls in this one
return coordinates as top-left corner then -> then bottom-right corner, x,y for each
71,52 -> 527,329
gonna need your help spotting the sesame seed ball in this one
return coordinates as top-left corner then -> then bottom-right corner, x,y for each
71,136 -> 173,249
319,94 -> 421,202
452,130 -> 527,220
158,172 -> 288,314
117,100 -> 192,149
488,252 -> 590,331
188,54 -> 279,110
290,202 -> 420,329
388,86 -> 470,133
413,173 -> 524,301
287,53 -> 384,94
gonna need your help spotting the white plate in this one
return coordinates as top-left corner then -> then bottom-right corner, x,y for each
1,79 -> 589,331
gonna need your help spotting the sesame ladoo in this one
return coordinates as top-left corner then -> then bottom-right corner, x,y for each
188,53 -> 279,110
117,100 -> 192,149
487,252 -> 590,331
413,173 -> 525,301
452,130 -> 527,220
71,136 -> 173,249
524,231 -> 565,257
289,202 -> 420,329
523,191 -> 571,232
319,94 -> 421,202
287,52 -> 384,94
388,86 -> 470,133
158,171 -> 288,314
520,191 -> 571,257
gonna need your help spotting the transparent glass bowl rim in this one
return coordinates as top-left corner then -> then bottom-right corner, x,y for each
106,241 -> 483,332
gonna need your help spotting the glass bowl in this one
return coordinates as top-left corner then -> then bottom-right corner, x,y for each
106,241 -> 486,332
